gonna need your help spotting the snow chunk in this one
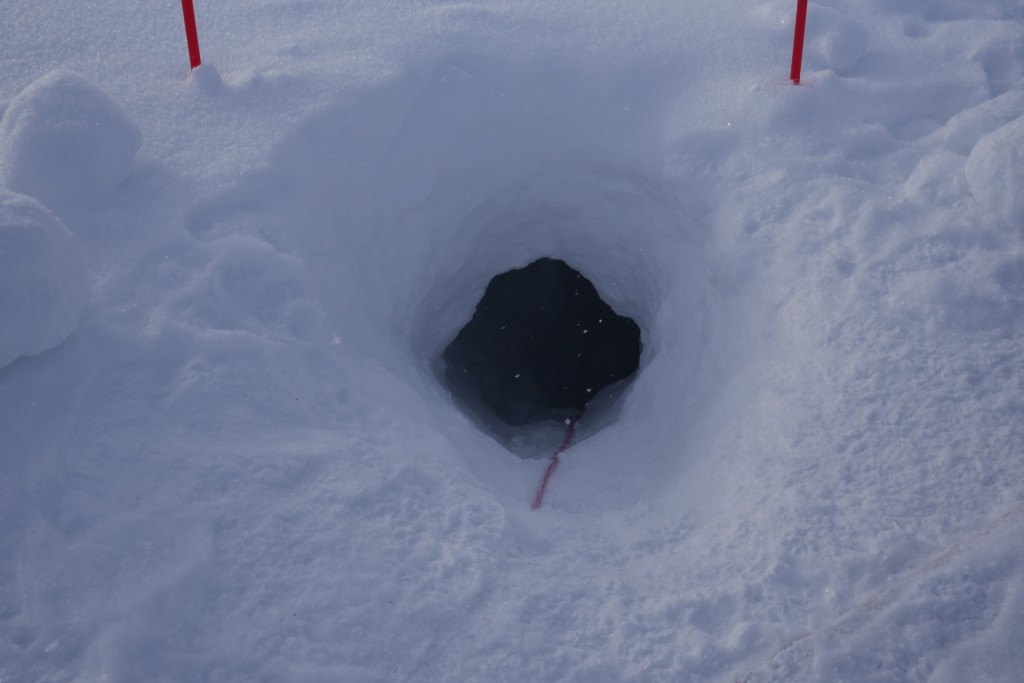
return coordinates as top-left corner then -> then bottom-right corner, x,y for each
805,6 -> 869,73
944,90 -> 1024,156
0,71 -> 142,210
0,189 -> 88,370
965,114 -> 1024,227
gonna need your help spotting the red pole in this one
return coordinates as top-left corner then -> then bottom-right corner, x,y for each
181,0 -> 202,70
790,0 -> 808,84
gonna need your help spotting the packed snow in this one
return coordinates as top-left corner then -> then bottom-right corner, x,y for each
1,0 -> 1022,682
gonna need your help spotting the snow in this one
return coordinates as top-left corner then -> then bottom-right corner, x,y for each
0,189 -> 88,370
0,71 -> 142,215
1,0 -> 1023,681
803,5 -> 868,74
966,113 -> 1024,228
944,90 -> 1024,156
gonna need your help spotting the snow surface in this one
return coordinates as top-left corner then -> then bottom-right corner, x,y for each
1,0 -> 1022,681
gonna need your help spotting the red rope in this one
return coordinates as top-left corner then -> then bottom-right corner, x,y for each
531,413 -> 581,510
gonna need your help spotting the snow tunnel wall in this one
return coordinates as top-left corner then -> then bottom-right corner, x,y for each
255,59 -> 711,462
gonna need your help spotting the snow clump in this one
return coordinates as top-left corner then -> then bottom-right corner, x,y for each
0,189 -> 88,370
0,71 -> 142,210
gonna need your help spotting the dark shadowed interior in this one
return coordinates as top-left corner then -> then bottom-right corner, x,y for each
443,258 -> 642,426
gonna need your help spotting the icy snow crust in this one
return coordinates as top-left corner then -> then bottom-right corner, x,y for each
1,0 -> 1023,681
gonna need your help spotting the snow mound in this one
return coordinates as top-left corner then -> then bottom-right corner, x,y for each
0,189 -> 88,370
0,71 -> 142,211
965,114 -> 1024,227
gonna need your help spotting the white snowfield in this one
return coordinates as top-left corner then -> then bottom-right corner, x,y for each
1,0 -> 1022,682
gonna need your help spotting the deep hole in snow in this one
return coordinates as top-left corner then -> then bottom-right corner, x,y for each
442,258 -> 642,428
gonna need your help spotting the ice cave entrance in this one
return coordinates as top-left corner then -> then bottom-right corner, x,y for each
443,258 -> 642,429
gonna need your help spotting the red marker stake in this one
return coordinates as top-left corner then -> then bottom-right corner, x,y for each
181,0 -> 202,70
790,0 -> 809,84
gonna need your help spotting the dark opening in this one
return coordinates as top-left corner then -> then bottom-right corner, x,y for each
443,258 -> 642,427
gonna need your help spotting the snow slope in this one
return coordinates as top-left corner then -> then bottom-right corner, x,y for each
1,0 -> 1022,681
